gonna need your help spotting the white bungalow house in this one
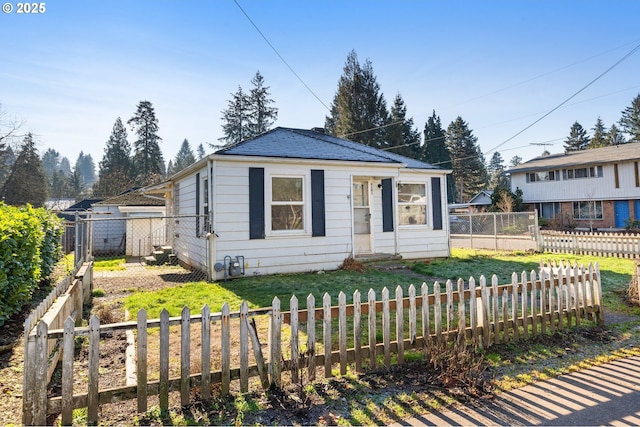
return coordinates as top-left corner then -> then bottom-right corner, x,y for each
508,143 -> 640,229
144,127 -> 451,280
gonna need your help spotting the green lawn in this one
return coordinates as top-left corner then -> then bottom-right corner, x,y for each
123,248 -> 638,319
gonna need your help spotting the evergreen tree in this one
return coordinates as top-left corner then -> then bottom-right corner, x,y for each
247,71 -> 278,136
219,86 -> 250,146
619,93 -> 640,143
95,117 -> 133,197
42,148 -> 61,177
445,117 -> 487,203
487,151 -> 509,190
196,143 -> 205,160
0,133 -> 47,206
75,151 -> 96,187
420,110 -> 455,202
325,50 -> 388,148
606,123 -> 626,146
0,144 -> 15,189
67,168 -> 85,201
563,121 -> 589,152
59,157 -> 72,176
588,117 -> 608,149
166,160 -> 174,176
172,139 -> 196,174
128,101 -> 164,186
49,170 -> 68,199
385,94 -> 420,158
509,156 -> 522,168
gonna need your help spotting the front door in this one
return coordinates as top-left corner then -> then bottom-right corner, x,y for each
353,180 -> 371,254
615,200 -> 630,228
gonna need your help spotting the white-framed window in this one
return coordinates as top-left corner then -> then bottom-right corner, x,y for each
398,183 -> 427,225
563,166 -> 602,180
573,201 -> 603,220
527,170 -> 559,182
203,177 -> 210,233
270,175 -> 305,232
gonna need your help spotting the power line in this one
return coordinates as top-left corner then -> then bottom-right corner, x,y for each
484,40 -> 640,156
232,0 -> 330,111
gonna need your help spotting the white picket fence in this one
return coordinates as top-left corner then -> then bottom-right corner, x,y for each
23,261 -> 603,426
541,230 -> 640,259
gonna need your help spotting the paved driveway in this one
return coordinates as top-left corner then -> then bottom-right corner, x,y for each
395,355 -> 640,426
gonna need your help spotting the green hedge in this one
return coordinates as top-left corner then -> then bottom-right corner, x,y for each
0,203 -> 63,326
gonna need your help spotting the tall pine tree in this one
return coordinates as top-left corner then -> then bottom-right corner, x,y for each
0,133 -> 47,206
385,94 -> 420,158
487,151 -> 509,190
247,71 -> 278,136
606,123 -> 626,146
619,93 -> 640,143
95,117 -> 133,197
588,117 -> 608,149
171,139 -> 196,174
445,117 -> 487,203
325,50 -> 388,148
421,110 -> 455,202
563,121 -> 589,152
128,101 -> 164,186
75,151 -> 96,187
196,143 -> 206,160
219,86 -> 250,146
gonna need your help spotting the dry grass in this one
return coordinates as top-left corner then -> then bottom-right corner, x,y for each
339,256 -> 367,273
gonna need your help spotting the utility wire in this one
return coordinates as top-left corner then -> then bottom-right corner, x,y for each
484,40 -> 640,155
233,0 -> 331,111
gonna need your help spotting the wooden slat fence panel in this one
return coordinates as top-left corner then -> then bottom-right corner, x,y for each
28,261 -> 604,424
542,230 -> 640,259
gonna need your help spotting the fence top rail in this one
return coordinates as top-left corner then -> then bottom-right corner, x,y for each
79,214 -> 204,222
45,305 -> 274,338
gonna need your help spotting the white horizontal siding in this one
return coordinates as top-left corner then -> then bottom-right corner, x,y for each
512,160 -> 640,202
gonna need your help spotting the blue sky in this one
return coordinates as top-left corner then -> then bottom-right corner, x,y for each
2,0 -> 640,169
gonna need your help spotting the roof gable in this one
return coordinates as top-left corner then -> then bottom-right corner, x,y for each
215,127 -> 441,170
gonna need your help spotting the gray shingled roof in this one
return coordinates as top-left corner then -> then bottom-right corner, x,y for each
215,127 -> 442,170
94,191 -> 165,206
509,143 -> 640,173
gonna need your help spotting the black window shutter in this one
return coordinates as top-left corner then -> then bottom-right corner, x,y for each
431,177 -> 443,230
195,173 -> 200,236
311,169 -> 326,237
249,167 -> 265,239
381,178 -> 394,232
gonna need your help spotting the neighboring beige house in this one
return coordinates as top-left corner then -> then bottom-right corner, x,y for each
508,143 -> 640,229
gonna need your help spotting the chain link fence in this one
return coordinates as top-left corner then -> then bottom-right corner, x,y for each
72,215 -> 209,296
449,211 -> 541,251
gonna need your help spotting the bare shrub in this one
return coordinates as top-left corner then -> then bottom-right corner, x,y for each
338,256 -> 366,273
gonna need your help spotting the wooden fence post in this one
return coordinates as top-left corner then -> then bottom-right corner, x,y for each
289,296 -> 299,385
339,292 -> 347,375
323,293 -> 332,378
382,287 -> 390,368
433,282 -> 442,346
137,309 -> 148,413
522,271 -> 529,339
421,283 -> 431,353
201,304 -> 211,401
270,297 -> 282,386
240,301 -> 249,392
181,306 -> 191,406
511,275 -> 519,341
456,279 -> 466,349
408,285 -> 416,346
62,317 -> 75,426
395,286 -> 404,365
368,289 -> 377,369
306,294 -> 316,380
221,303 -> 230,395
445,280 -> 453,337
159,309 -> 169,412
88,315 -> 100,424
491,275 -> 499,345
289,295 -> 300,384
34,321 -> 48,426
353,290 -> 362,372
469,278 -> 478,350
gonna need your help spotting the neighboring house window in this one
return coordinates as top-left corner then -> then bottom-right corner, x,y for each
398,183 -> 426,225
563,166 -> 602,180
635,161 -> 639,187
614,164 -> 620,188
526,170 -> 559,182
573,201 -> 603,220
535,202 -> 560,219
271,176 -> 304,231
